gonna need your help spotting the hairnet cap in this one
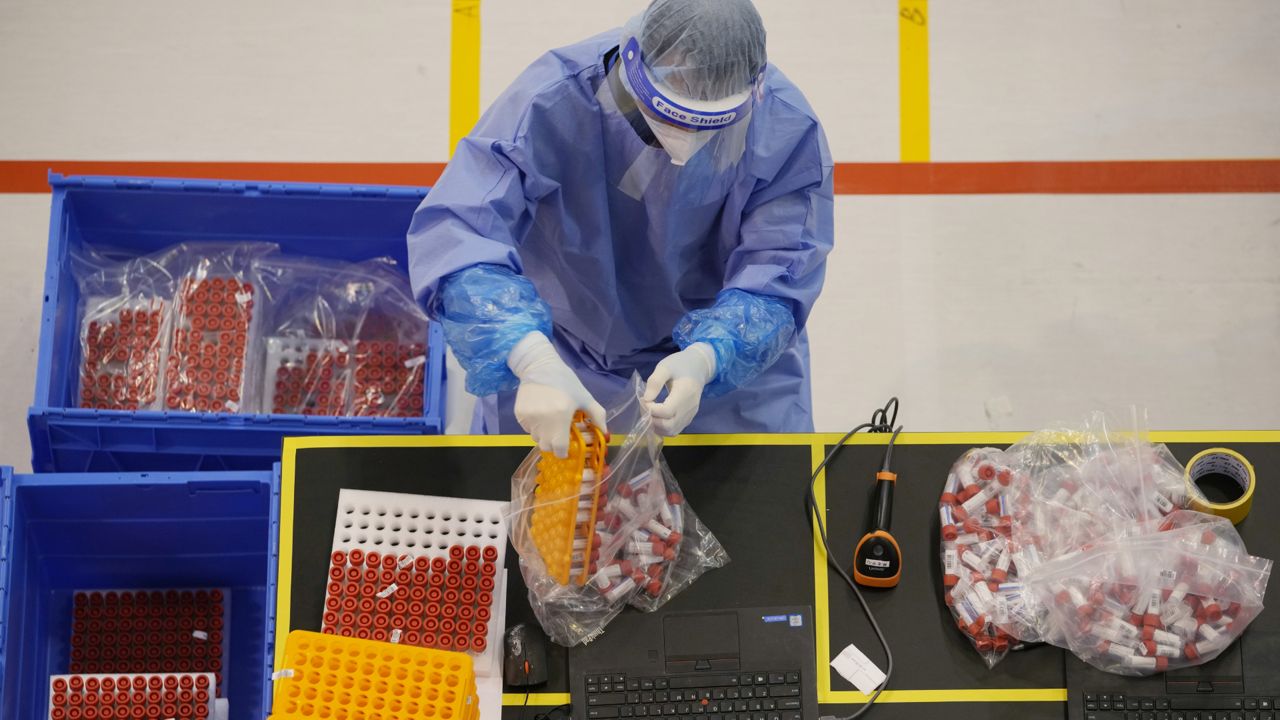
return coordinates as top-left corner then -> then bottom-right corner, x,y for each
637,0 -> 767,102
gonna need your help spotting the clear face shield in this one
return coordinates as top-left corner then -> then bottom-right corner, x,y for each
613,20 -> 762,169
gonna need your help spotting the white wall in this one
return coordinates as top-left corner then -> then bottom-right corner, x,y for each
1,0 -> 1277,467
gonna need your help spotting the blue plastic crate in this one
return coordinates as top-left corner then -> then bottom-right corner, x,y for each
0,465 -> 280,720
30,173 -> 446,472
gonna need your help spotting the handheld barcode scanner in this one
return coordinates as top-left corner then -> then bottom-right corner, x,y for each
853,449 -> 903,588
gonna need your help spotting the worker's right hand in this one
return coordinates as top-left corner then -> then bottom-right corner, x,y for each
507,332 -> 607,458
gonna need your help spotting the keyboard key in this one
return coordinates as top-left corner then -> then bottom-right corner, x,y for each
633,706 -> 648,717
700,691 -> 713,701
1102,702 -> 1111,710
590,694 -> 629,707
763,701 -> 776,711
753,713 -> 767,720
628,693 -> 641,704
1261,702 -> 1274,711
748,701 -> 762,712
713,691 -> 725,701
672,676 -> 738,690
1173,699 -> 1244,711
785,672 -> 800,684
616,675 -> 627,684
741,674 -> 754,685
777,700 -> 800,711
755,674 -> 768,685
622,708 -> 634,718
783,713 -> 802,720
656,679 -> 669,690
629,680 -> 642,691
671,691 -> 684,702
735,701 -> 749,713
1087,703 -> 1098,711
589,709 -> 620,719
678,704 -> 692,714
768,674 -> 785,685
1246,702 -> 1260,711
642,692 -> 655,704
663,705 -> 678,716
741,688 -> 754,699
656,692 -> 670,703
773,687 -> 800,698
1159,700 -> 1172,710
1145,702 -> 1157,711
642,680 -> 655,691
1261,712 -> 1274,720
1244,712 -> 1258,720
1088,695 -> 1099,703
649,705 -> 664,716
1142,712 -> 1155,720
602,683 -> 613,692
1129,700 -> 1142,710
1173,713 -> 1185,720
726,689 -> 740,700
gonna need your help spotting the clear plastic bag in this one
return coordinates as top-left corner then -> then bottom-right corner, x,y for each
161,242 -> 278,413
1026,520 -> 1271,676
71,245 -> 183,411
254,256 -> 382,415
509,377 -> 728,646
350,262 -> 429,418
939,409 -> 1272,674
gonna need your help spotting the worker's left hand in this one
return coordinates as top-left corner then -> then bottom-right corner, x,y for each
642,343 -> 717,436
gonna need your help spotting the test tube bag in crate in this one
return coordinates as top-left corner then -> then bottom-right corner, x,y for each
29,174 -> 445,472
0,465 -> 280,720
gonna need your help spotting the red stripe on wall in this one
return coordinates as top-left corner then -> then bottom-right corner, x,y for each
1,159 -> 1278,195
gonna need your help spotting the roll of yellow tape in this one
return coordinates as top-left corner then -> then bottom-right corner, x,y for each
1184,448 -> 1255,524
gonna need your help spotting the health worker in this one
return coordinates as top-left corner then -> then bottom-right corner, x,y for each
408,0 -> 833,457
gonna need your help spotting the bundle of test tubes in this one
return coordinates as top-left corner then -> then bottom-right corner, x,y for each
52,589 -> 231,719
939,436 -> 1272,673
264,338 -> 353,415
164,276 -> 256,412
350,340 -> 427,417
78,299 -> 168,410
48,673 -> 219,720
269,630 -> 479,720
322,544 -> 499,654
1031,512 -> 1271,675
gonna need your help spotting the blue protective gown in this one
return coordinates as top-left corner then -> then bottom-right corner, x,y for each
407,30 -> 833,434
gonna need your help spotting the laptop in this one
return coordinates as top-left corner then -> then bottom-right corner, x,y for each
1065,627 -> 1280,720
571,606 -> 820,720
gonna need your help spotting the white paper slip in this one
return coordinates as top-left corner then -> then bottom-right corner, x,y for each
830,643 -> 887,696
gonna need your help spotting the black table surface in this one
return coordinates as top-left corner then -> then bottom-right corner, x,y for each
274,433 -> 1279,720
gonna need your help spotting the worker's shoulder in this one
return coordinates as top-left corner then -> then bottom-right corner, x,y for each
513,31 -> 617,102
757,64 -> 822,128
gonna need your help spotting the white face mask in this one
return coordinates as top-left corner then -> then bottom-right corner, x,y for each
642,115 -> 718,166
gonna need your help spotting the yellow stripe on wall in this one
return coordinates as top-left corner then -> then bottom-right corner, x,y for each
450,0 -> 483,156
898,0 -> 930,162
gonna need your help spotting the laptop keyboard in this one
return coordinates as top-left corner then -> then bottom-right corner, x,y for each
1082,691 -> 1276,720
585,671 -> 804,720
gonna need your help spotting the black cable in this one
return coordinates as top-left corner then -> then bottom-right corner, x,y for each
532,703 -> 571,720
806,397 -> 900,720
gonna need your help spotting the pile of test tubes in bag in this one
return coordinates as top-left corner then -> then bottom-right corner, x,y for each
72,242 -> 430,418
938,411 -> 1272,673
51,588 -> 232,719
509,380 -> 728,646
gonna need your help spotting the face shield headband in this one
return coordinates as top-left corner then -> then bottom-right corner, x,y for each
620,36 -> 758,132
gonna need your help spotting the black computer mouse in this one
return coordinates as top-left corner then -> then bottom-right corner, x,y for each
504,623 -> 549,687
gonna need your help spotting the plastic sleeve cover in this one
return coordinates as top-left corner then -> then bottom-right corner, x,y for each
672,288 -> 795,398
438,264 -> 554,396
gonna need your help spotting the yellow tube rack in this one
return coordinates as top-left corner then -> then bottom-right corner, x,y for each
528,412 -> 608,585
269,630 -> 479,720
